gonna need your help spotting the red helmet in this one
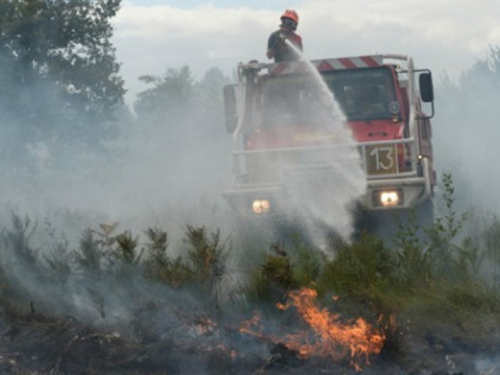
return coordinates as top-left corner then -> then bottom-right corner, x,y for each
281,9 -> 299,24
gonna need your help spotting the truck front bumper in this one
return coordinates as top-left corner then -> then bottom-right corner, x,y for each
223,175 -> 431,217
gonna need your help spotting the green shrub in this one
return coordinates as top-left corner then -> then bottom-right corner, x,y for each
292,241 -> 321,287
317,233 -> 399,317
247,243 -> 299,304
143,227 -> 186,286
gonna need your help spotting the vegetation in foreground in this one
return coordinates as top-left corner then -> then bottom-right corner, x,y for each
0,173 -> 498,372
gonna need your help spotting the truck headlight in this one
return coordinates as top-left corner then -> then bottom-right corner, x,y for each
373,189 -> 403,207
252,199 -> 271,214
380,191 -> 399,206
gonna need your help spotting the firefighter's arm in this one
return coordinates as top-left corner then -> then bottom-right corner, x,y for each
267,32 -> 287,59
267,33 -> 276,59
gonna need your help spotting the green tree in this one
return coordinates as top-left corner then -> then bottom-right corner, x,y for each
196,67 -> 229,135
133,65 -> 230,140
134,65 -> 195,126
0,0 -> 125,162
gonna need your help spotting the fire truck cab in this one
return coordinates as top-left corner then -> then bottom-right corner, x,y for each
223,54 -> 436,220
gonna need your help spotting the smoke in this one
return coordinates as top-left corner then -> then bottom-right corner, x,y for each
0,67 -> 233,241
0,48 -> 366,372
433,48 -> 500,217
0,45 -> 369,331
0,58 -> 239,335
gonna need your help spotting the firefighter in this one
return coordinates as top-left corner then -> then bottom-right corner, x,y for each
266,9 -> 303,62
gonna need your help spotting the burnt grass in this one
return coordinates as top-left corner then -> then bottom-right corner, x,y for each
0,301 -> 495,375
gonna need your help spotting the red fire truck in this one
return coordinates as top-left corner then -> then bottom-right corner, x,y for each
222,54 -> 435,224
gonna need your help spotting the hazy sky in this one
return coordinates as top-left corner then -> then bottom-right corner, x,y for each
112,0 -> 500,104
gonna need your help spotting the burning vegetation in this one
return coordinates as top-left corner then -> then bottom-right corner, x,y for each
0,174 -> 498,374
275,288 -> 385,371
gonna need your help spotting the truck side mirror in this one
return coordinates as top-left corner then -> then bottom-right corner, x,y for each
419,72 -> 434,103
223,84 -> 238,133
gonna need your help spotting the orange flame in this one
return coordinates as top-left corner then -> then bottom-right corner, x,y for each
276,288 -> 385,371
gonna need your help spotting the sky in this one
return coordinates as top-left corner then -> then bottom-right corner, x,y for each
111,0 -> 500,105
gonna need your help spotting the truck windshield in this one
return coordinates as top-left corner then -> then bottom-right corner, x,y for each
260,67 -> 397,127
